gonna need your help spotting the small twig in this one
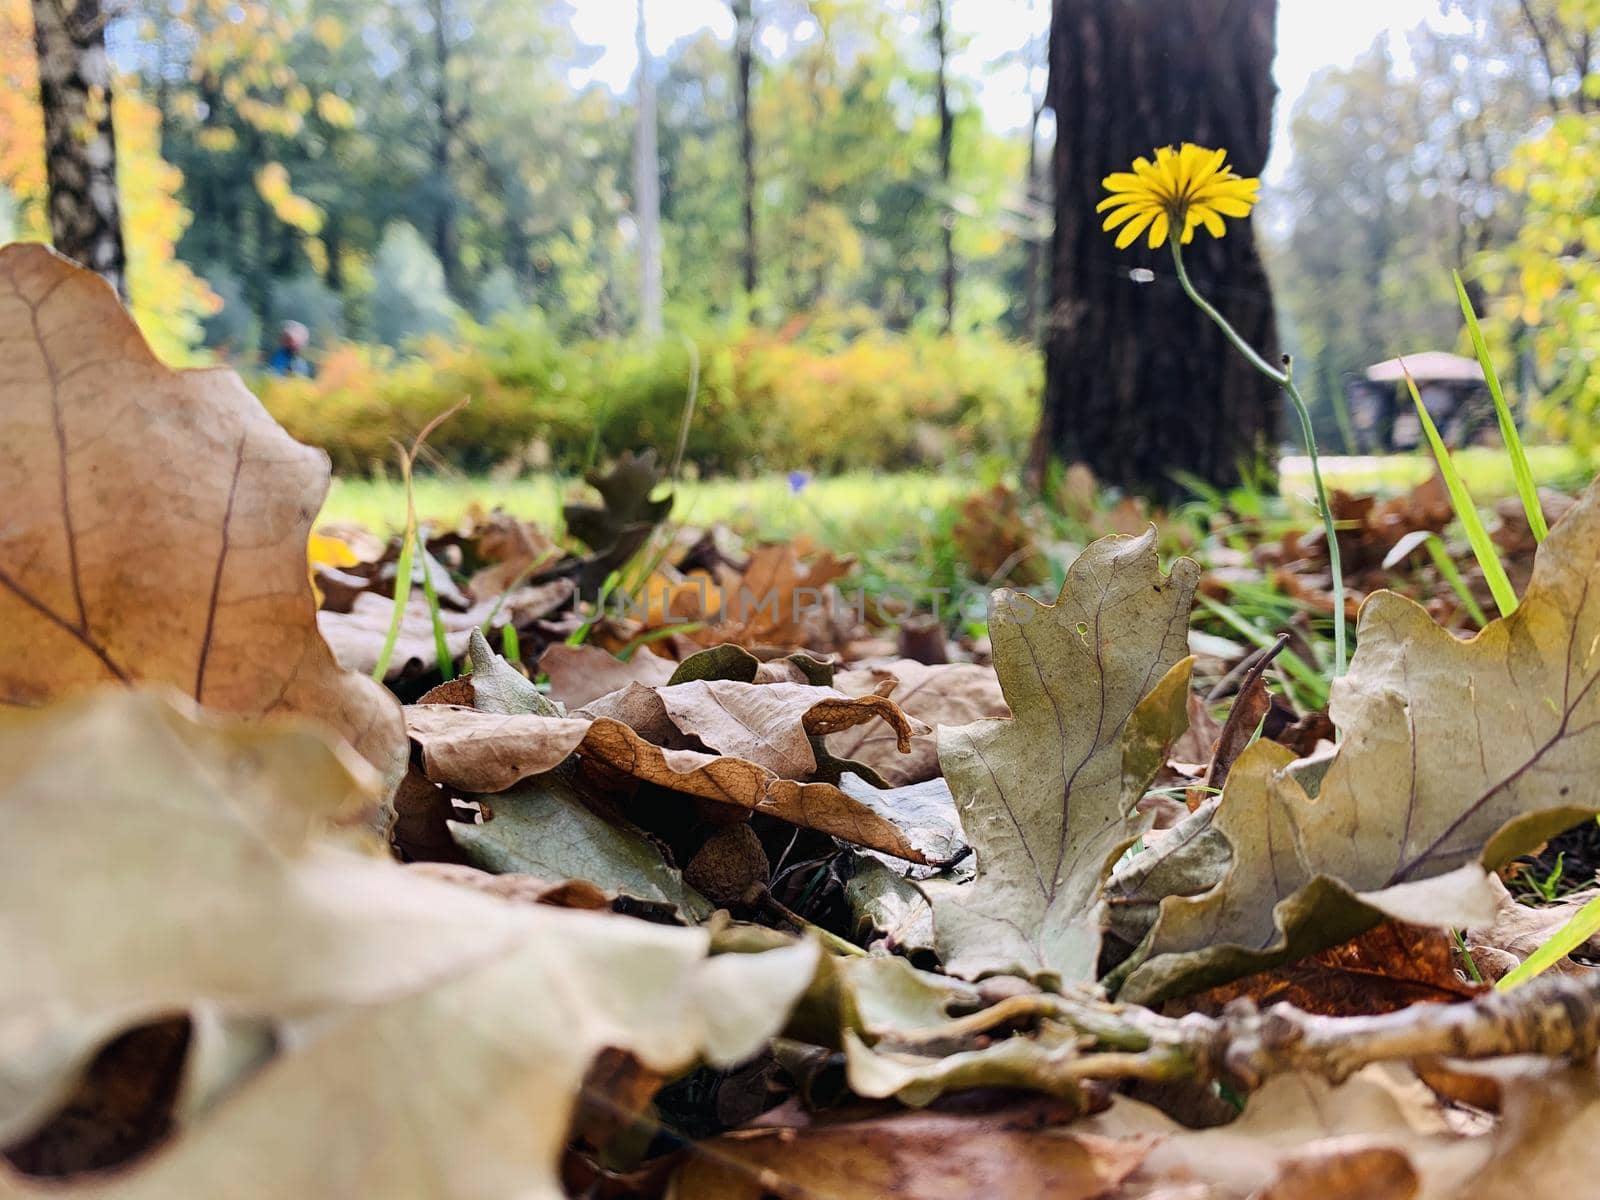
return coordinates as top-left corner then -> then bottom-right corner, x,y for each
908,971 -> 1600,1093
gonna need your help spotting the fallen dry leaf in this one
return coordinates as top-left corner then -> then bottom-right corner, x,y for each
830,659 -> 1010,786
538,643 -> 676,707
1167,921 -> 1482,1019
1188,656 -> 1274,809
1463,874 -> 1600,982
449,768 -> 713,918
0,687 -> 817,1198
675,542 -> 853,651
404,862 -> 611,910
0,244 -> 404,785
320,582 -> 572,681
926,528 -> 1198,983
1123,480 -> 1600,1004
404,671 -> 945,862
1079,1066 -> 1486,1199
672,1099 -> 1150,1199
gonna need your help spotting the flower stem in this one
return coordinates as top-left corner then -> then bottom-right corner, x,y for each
1170,240 -> 1347,676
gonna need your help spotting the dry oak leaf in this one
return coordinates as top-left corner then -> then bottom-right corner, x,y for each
0,244 -> 403,785
537,642 -> 676,708
403,680 -> 943,862
1122,479 -> 1600,1004
926,528 -> 1198,984
1080,1065 -> 1486,1199
831,658 -> 1010,786
1463,874 -> 1600,983
672,1099 -> 1151,1200
1165,920 -> 1482,1020
0,688 -> 816,1199
678,541 -> 853,650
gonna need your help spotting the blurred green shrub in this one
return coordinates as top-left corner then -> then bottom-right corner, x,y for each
255,313 -> 1041,476
1480,104 -> 1600,453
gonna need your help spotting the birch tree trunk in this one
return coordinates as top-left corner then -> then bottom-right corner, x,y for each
31,0 -> 127,302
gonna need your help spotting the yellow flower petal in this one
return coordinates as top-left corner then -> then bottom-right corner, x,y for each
1097,143 -> 1259,247
1097,191 -> 1146,212
1102,202 -> 1152,231
1114,209 -> 1157,249
1208,196 -> 1255,218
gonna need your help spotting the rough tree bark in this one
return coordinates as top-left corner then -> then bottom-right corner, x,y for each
1031,0 -> 1280,499
731,0 -> 757,297
31,0 -> 126,301
932,0 -> 955,333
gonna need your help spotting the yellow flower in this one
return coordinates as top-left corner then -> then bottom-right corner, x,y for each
1097,143 -> 1261,250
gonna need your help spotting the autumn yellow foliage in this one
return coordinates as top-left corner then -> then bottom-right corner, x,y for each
0,0 -> 219,364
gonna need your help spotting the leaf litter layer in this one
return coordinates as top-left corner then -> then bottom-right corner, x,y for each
9,243 -> 1600,1196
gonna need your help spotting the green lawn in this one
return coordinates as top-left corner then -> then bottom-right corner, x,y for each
321,446 -> 1594,537
322,471 -> 973,541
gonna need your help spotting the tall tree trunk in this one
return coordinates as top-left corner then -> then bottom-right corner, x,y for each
731,0 -> 757,297
932,0 -> 955,333
31,0 -> 126,301
1031,0 -> 1280,499
428,0 -> 463,298
634,0 -> 663,338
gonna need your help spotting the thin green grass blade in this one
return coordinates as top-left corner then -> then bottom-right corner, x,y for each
1383,529 -> 1490,628
1454,270 -> 1546,543
417,523 -> 454,681
1424,536 -> 1489,628
1403,365 -> 1518,618
567,570 -> 621,648
1195,595 -> 1329,711
500,623 -> 521,666
1496,890 -> 1600,991
370,398 -> 468,684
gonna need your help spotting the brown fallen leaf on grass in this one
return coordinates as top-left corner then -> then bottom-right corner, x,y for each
1186,638 -> 1280,809
539,643 -> 677,707
0,687 -> 817,1198
952,482 -> 1049,585
1122,480 -> 1600,1004
404,664 -> 949,863
1462,874 -> 1600,983
1167,921 -> 1482,1020
1081,1066 -> 1484,1199
830,659 -> 1009,786
673,1098 -> 1150,1200
927,528 -> 1198,984
677,542 -> 854,651
0,245 -> 404,786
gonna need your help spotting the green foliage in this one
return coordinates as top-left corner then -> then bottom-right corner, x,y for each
258,315 -> 1041,475
1482,104 -> 1600,449
1404,368 -> 1520,618
368,222 -> 464,349
269,271 -> 345,348
199,263 -> 262,355
1265,10 -> 1553,442
1454,271 -> 1546,542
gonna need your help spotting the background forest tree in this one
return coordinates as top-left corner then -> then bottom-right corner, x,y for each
0,0 -> 1596,485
